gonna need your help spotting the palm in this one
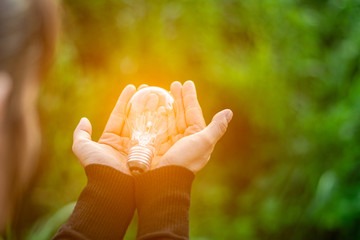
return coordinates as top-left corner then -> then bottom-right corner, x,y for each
78,141 -> 125,168
151,131 -> 183,168
96,133 -> 130,173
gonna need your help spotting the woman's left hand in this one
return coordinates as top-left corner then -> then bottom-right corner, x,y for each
72,85 -> 136,175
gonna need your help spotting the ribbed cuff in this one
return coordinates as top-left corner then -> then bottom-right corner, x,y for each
135,166 -> 195,240
54,164 -> 135,240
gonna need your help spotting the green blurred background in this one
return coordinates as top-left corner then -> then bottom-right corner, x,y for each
16,0 -> 360,239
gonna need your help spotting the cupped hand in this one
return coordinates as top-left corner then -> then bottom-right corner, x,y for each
155,81 -> 233,174
72,85 -> 136,175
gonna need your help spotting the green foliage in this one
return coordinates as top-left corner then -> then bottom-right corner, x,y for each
26,202 -> 76,240
17,0 -> 360,239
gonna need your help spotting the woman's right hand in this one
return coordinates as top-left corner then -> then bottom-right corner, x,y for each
156,81 -> 232,174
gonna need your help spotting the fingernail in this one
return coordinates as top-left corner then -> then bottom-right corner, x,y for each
79,117 -> 87,124
226,110 -> 233,122
184,80 -> 194,87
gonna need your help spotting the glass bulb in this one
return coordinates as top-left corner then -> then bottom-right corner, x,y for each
126,87 -> 176,175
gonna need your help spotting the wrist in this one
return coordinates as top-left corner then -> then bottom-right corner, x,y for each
62,164 -> 136,239
80,158 -> 131,176
134,165 -> 194,239
135,165 -> 194,200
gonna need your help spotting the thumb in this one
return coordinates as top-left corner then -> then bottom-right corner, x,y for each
73,117 -> 92,146
202,109 -> 232,145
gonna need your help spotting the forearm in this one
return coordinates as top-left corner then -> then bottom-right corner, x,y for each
135,166 -> 194,240
53,164 -> 135,240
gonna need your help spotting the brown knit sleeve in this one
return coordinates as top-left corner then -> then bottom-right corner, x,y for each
134,166 -> 195,240
53,164 -> 135,240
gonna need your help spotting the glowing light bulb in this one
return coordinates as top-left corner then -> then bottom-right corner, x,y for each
126,87 -> 176,175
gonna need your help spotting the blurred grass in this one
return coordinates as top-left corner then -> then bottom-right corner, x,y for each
26,202 -> 76,240
14,0 -> 360,239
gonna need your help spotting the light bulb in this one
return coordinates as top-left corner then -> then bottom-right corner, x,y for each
126,87 -> 176,175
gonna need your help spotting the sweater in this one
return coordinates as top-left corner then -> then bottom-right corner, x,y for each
53,164 -> 194,240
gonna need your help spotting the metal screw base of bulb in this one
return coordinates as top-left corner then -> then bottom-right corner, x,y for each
128,145 -> 154,175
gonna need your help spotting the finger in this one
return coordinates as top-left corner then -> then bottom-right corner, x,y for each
73,118 -> 93,157
138,84 -> 148,90
170,81 -> 186,133
182,80 -> 206,128
103,84 -> 136,135
166,105 -> 177,140
73,118 -> 93,168
201,109 -> 232,145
